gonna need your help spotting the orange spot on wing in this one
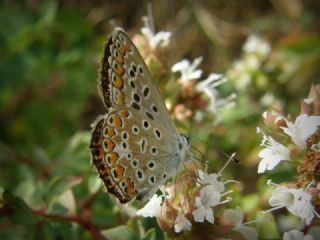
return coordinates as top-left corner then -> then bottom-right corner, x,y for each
105,140 -> 115,152
115,65 -> 124,76
118,46 -> 126,55
120,110 -> 129,118
116,165 -> 125,179
116,54 -> 124,64
114,115 -> 122,127
125,177 -> 137,196
106,152 -> 119,166
105,128 -> 115,138
114,76 -> 123,89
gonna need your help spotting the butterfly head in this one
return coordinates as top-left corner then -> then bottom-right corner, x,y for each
176,134 -> 191,162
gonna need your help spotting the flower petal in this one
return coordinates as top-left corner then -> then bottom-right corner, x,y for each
192,206 -> 206,222
136,194 -> 162,218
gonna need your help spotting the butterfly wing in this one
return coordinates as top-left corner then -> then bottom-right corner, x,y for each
90,108 -> 181,203
98,28 -> 176,133
91,28 -> 184,203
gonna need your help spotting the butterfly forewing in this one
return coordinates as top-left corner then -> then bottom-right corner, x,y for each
99,28 -> 176,132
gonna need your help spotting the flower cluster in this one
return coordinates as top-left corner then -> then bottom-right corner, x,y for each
137,157 -> 258,239
133,18 -> 235,125
227,34 -> 271,91
131,19 -> 320,239
172,57 -> 236,124
257,85 -> 320,236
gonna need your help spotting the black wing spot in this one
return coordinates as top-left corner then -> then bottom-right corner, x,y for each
154,129 -> 161,139
143,86 -> 150,98
133,93 -> 140,102
143,120 -> 149,129
132,64 -> 137,72
130,80 -> 136,89
131,102 -> 140,111
146,111 -> 154,120
129,70 -> 135,78
139,66 -> 144,74
152,105 -> 158,113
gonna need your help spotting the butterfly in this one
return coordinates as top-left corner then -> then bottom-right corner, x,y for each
90,28 -> 191,203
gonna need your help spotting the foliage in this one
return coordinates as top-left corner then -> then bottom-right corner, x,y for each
0,1 -> 319,239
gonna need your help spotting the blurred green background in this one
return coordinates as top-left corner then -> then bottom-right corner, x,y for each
0,0 -> 319,239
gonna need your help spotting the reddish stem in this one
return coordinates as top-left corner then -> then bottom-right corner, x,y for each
34,209 -> 107,240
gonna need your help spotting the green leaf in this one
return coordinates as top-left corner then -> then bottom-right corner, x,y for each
1,189 -> 40,225
46,176 -> 82,202
88,175 -> 102,194
143,228 -> 156,240
47,202 -> 68,215
101,226 -> 138,240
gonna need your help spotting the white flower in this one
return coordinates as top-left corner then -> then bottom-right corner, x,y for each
192,185 -> 221,224
223,207 -> 258,240
267,185 -> 315,225
174,214 -> 192,233
281,114 -> 320,149
243,35 -> 271,56
141,17 -> 171,49
195,73 -> 236,122
283,229 -> 313,240
171,57 -> 203,84
197,170 -> 225,193
257,128 -> 291,173
160,185 -> 174,200
136,194 -> 162,218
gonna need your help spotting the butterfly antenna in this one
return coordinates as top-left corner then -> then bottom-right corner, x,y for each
214,145 -> 240,164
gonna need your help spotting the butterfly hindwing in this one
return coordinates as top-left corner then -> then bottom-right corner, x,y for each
90,107 -> 180,203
